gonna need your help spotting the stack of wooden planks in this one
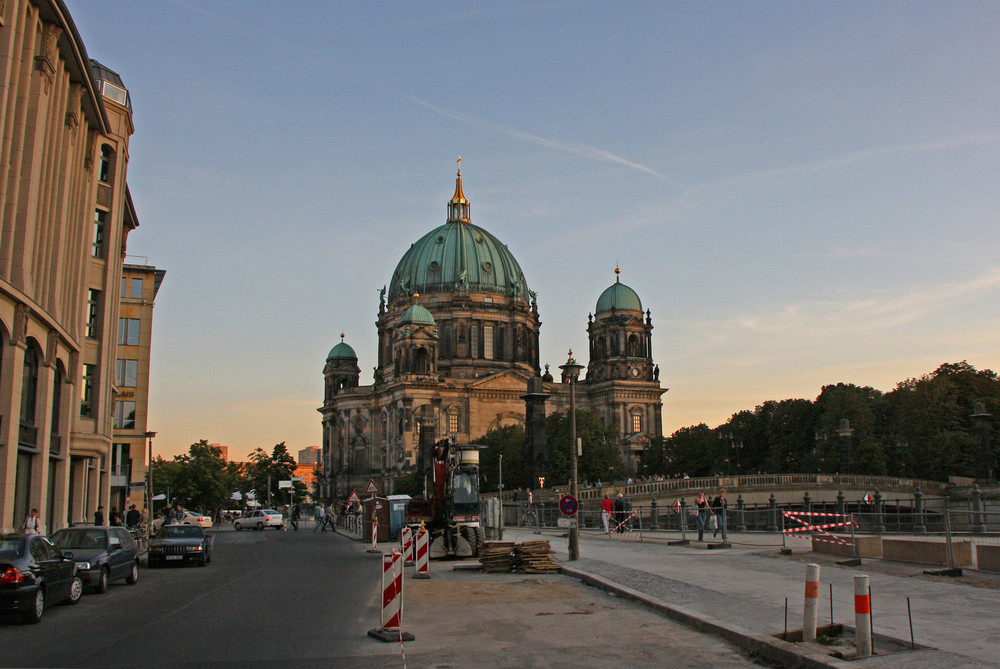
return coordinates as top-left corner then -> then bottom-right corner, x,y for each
513,540 -> 561,574
479,541 -> 516,573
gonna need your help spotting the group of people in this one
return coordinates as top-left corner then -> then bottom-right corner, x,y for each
694,489 -> 728,542
92,504 -> 147,528
600,493 -> 633,534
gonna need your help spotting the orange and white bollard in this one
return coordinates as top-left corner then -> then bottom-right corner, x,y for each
400,526 -> 414,565
802,563 -> 820,641
854,575 -> 872,657
413,522 -> 430,579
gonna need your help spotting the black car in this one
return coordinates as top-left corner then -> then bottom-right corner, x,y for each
51,527 -> 140,593
0,534 -> 83,623
147,525 -> 212,568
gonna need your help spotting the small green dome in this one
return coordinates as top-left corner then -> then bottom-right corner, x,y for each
399,304 -> 436,326
327,337 -> 357,361
596,277 -> 642,313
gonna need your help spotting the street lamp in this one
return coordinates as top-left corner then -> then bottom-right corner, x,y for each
560,350 -> 584,561
145,431 -> 156,542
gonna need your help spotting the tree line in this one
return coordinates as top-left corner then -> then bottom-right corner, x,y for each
475,361 -> 998,491
151,441 -> 308,516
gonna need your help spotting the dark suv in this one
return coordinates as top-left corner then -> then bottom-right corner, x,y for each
51,527 -> 140,593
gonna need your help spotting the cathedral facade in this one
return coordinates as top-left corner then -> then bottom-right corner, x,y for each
319,164 -> 665,496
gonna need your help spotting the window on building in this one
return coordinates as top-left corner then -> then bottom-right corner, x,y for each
114,401 -> 136,430
99,145 -> 113,183
92,210 -> 106,258
631,412 -> 642,434
86,290 -> 101,338
19,346 -> 39,427
448,410 -> 459,434
80,363 -> 96,417
443,325 -> 453,359
131,278 -> 142,298
118,318 -> 140,346
470,325 -> 478,359
483,325 -> 494,360
115,359 -> 139,387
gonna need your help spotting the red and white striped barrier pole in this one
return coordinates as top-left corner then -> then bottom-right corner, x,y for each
367,517 -> 380,553
368,549 -> 415,645
400,526 -> 414,565
854,575 -> 872,657
413,522 -> 430,579
803,563 -> 820,641
381,550 -> 403,627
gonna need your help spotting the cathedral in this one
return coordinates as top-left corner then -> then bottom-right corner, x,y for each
319,162 -> 665,496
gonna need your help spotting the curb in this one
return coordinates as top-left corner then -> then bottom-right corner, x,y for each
560,565 -> 856,669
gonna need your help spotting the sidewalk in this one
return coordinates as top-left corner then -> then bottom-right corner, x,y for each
515,527 -> 999,668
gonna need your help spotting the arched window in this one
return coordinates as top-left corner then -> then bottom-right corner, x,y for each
19,343 -> 40,448
631,409 -> 643,434
628,334 -> 640,357
448,408 -> 460,434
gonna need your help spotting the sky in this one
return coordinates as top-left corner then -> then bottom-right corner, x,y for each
66,1 -> 1000,461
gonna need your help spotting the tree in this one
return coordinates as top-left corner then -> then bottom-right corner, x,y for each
545,410 -> 622,486
171,440 -> 235,514
476,425 -> 524,493
243,443 -> 301,506
663,423 -> 716,477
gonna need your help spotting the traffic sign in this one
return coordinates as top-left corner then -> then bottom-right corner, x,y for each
863,493 -> 874,504
365,479 -> 380,495
672,500 -> 681,514
559,494 -> 578,516
347,490 -> 361,505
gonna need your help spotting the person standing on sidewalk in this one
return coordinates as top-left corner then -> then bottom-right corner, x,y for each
711,489 -> 728,538
695,490 -> 711,541
600,494 -> 614,534
613,493 -> 629,533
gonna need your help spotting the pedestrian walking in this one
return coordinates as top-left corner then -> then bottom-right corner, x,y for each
125,504 -> 141,528
613,493 -> 630,533
323,503 -> 335,532
695,490 -> 711,541
291,503 -> 300,530
600,494 -> 614,534
22,508 -> 41,535
711,489 -> 728,538
94,505 -> 105,526
313,505 -> 324,532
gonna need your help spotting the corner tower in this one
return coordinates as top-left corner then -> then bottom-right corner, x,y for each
585,268 -> 665,474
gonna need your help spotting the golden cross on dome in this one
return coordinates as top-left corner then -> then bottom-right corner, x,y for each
457,155 -> 462,174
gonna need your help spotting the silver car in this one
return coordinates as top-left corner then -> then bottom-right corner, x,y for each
234,509 -> 284,531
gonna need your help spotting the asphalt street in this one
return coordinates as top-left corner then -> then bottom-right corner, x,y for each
0,525 -> 766,668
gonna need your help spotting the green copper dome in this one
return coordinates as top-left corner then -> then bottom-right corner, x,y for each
327,336 -> 357,361
399,304 -> 436,327
596,274 -> 642,313
388,168 -> 529,302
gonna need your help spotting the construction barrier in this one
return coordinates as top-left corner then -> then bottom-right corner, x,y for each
367,549 -> 415,645
413,525 -> 430,579
854,574 -> 872,657
400,526 -> 413,564
381,550 -> 403,627
782,511 -> 856,547
803,563 -> 820,641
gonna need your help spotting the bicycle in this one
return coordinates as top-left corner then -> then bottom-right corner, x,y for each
128,525 -> 149,553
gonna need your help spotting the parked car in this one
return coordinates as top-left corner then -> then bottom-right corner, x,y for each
0,534 -> 83,623
234,509 -> 284,531
151,510 -> 213,532
50,527 -> 139,593
147,525 -> 212,568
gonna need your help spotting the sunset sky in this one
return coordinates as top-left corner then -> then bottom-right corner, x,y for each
68,1 -> 1000,460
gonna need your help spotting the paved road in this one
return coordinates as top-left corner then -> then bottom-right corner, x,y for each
0,526 -> 765,668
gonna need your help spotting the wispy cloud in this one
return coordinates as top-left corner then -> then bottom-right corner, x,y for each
399,94 -> 682,185
753,133 -> 1000,180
